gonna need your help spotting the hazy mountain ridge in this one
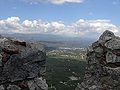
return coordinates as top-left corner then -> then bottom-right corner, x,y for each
1,33 -> 95,48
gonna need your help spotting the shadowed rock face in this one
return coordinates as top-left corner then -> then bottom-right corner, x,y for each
0,37 -> 48,90
76,30 -> 120,90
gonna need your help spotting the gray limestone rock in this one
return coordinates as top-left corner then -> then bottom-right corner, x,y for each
0,36 -> 48,90
27,77 -> 48,90
99,30 -> 115,41
7,85 -> 21,90
0,85 -> 4,90
76,30 -> 120,90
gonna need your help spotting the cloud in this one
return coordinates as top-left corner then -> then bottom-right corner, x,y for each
24,0 -> 84,4
0,17 -> 119,38
50,0 -> 84,4
0,17 -> 21,33
112,0 -> 120,5
73,19 -> 119,38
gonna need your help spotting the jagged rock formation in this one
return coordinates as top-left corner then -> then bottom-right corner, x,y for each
0,36 -> 48,90
76,30 -> 120,90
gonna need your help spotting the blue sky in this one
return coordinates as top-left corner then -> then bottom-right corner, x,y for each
0,0 -> 120,24
0,0 -> 120,37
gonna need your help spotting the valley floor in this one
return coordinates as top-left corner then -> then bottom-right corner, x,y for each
46,57 -> 87,90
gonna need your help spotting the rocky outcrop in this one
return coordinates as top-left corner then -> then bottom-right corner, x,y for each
76,30 -> 120,90
0,36 -> 48,90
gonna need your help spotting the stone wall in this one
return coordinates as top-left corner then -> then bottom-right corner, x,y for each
76,30 -> 120,90
0,36 -> 48,90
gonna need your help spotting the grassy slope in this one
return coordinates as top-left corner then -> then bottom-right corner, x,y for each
46,57 -> 87,90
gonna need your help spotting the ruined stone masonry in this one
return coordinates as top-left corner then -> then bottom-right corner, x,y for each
0,36 -> 48,90
76,30 -> 120,90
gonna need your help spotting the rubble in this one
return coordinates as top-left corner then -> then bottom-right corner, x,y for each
76,30 -> 120,90
0,36 -> 48,90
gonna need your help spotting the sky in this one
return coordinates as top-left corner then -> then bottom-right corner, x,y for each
0,0 -> 120,38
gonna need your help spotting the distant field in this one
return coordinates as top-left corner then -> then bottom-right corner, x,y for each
47,48 -> 86,60
46,57 -> 87,90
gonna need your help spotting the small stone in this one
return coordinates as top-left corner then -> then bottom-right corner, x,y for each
27,77 -> 48,90
89,85 -> 98,90
105,39 -> 120,50
106,51 -> 117,63
94,47 -> 103,53
34,77 -> 48,90
7,85 -> 21,90
99,30 -> 115,41
18,81 -> 28,89
0,54 -> 3,66
87,46 -> 94,52
2,52 -> 10,63
0,85 -> 4,90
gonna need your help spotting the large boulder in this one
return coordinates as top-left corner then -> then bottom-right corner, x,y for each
76,30 -> 120,90
0,36 -> 48,90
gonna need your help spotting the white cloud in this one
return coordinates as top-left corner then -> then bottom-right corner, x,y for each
50,0 -> 84,4
0,17 -> 120,38
73,19 -> 119,38
24,0 -> 84,4
0,17 -> 21,33
112,0 -> 120,5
